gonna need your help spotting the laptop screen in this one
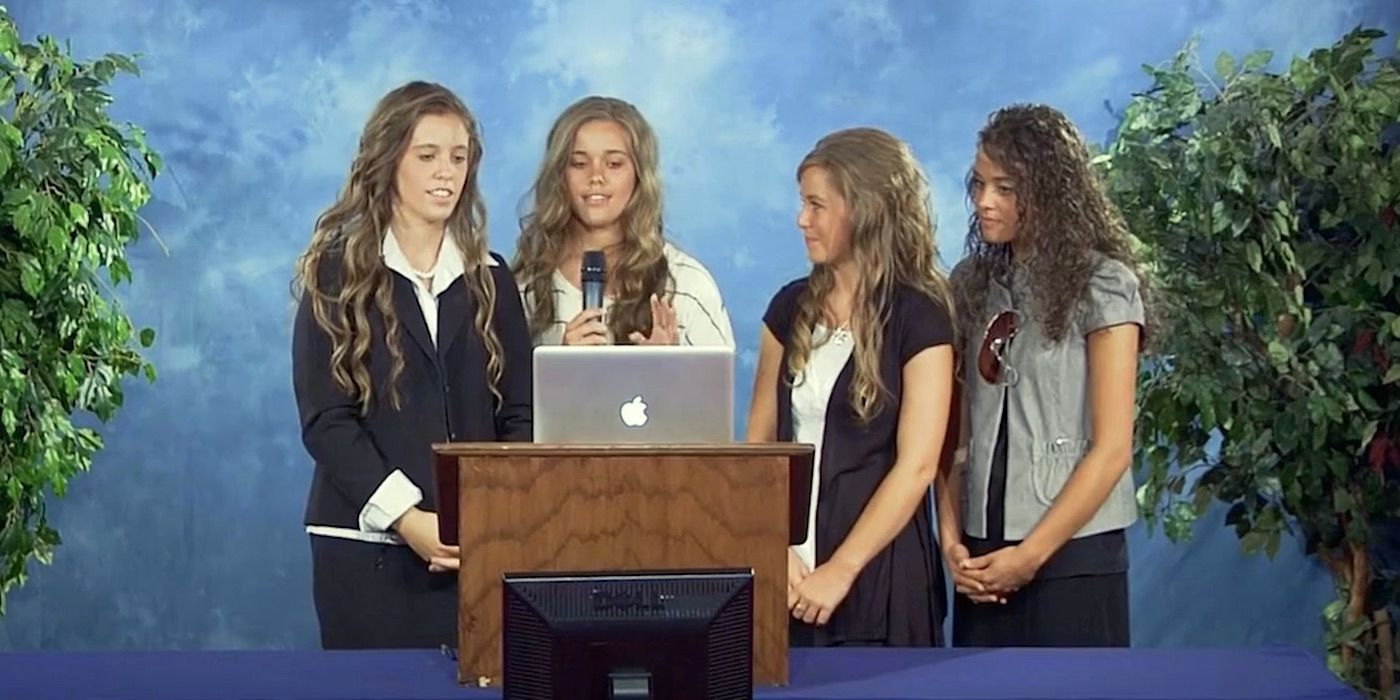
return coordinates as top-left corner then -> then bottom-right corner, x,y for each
532,346 -> 735,444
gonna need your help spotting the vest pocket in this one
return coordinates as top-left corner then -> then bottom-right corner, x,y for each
1030,437 -> 1091,505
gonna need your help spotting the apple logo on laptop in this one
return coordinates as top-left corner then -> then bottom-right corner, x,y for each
620,395 -> 649,428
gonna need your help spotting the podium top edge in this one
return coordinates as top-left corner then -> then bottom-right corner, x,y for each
431,442 -> 815,457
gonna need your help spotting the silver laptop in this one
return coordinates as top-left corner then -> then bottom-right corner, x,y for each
532,345 -> 735,444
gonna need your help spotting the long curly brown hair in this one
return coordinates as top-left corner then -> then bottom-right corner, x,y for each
512,96 -> 670,343
954,103 -> 1156,346
293,81 -> 502,413
789,127 -> 955,424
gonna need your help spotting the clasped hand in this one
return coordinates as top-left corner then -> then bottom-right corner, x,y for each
944,542 -> 1040,604
787,550 -> 857,626
393,507 -> 460,572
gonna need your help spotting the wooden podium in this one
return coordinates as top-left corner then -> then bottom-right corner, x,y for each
433,442 -> 814,688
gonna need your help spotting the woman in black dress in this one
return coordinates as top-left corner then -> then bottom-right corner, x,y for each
746,127 -> 957,646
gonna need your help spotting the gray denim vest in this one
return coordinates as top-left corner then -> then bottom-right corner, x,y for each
961,258 -> 1143,540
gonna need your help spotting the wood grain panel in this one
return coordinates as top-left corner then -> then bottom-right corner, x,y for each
448,445 -> 809,687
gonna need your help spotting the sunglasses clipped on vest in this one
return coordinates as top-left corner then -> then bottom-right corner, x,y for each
978,309 -> 1020,386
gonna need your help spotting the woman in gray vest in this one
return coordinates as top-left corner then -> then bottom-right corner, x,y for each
938,104 -> 1156,646
747,127 -> 957,646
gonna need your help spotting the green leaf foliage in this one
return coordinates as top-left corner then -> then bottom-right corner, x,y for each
0,7 -> 159,616
1103,26 -> 1399,694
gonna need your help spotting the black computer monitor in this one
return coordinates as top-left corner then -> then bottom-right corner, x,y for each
501,568 -> 754,700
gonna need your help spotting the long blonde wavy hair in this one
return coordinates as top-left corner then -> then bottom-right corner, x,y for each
293,81 -> 502,413
789,127 -> 955,424
512,96 -> 670,342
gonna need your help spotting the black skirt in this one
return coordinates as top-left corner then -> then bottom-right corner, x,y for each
309,535 -> 457,649
952,571 -> 1129,647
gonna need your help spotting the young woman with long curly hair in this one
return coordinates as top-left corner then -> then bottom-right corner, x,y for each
939,103 -> 1157,647
292,81 -> 532,649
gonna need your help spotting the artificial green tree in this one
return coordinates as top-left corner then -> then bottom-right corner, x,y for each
1103,27 -> 1400,697
0,6 -> 160,616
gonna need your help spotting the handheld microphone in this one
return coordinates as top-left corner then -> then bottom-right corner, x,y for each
581,250 -> 606,311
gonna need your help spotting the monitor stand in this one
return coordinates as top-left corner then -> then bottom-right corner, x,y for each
610,668 -> 652,699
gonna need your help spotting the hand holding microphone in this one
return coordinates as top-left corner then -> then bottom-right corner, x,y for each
562,250 -> 609,346
562,310 -> 607,345
581,250 -> 605,311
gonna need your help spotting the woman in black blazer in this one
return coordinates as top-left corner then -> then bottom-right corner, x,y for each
746,128 -> 957,646
291,81 -> 532,649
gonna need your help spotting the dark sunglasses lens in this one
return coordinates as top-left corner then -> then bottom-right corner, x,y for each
978,312 -> 1017,384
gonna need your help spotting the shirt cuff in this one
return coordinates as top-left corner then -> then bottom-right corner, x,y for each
358,469 -> 423,532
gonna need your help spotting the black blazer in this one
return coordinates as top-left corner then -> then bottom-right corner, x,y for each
292,251 -> 532,530
764,278 -> 954,645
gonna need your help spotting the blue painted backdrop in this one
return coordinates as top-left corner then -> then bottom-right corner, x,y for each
3,0 -> 1396,652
